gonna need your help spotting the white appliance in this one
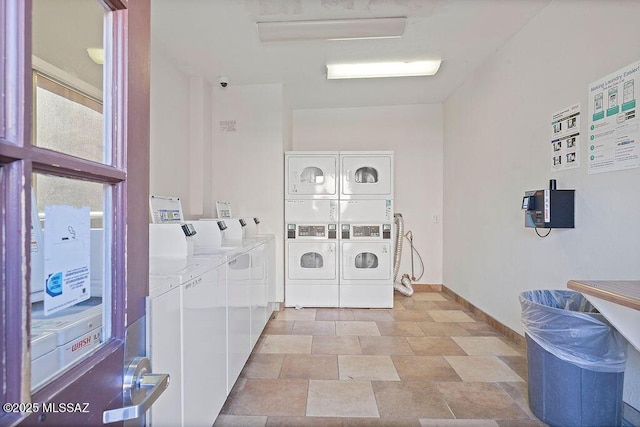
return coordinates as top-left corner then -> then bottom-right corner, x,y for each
340,151 -> 393,199
30,331 -> 58,389
31,299 -> 103,371
285,221 -> 339,307
284,151 -> 395,308
285,199 -> 338,223
285,151 -> 339,199
146,275 -> 182,427
339,223 -> 393,308
149,253 -> 228,427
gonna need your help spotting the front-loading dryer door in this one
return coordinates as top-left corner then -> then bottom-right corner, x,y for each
341,242 -> 391,280
287,242 -> 337,280
287,155 -> 338,198
341,155 -> 392,197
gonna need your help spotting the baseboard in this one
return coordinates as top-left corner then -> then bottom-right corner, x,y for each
417,285 -> 525,348
623,402 -> 640,427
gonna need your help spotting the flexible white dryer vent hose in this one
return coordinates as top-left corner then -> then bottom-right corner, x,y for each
393,213 -> 414,296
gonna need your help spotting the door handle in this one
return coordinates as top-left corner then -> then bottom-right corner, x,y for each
103,357 -> 169,424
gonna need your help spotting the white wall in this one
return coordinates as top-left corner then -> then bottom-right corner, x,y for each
150,47 -> 191,212
443,0 -> 640,408
212,84 -> 286,300
293,105 -> 444,284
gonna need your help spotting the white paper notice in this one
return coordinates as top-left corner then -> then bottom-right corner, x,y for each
550,103 -> 580,172
588,59 -> 640,174
44,205 -> 91,315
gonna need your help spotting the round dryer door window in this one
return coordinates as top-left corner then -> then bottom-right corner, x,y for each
301,252 -> 324,268
354,252 -> 378,268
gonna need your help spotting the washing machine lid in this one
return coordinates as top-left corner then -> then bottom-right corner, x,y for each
149,256 -> 216,283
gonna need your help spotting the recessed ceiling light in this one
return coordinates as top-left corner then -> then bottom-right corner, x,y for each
257,17 -> 406,42
326,60 -> 442,79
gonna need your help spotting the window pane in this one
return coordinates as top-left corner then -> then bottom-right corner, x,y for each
30,173 -> 110,391
32,0 -> 105,163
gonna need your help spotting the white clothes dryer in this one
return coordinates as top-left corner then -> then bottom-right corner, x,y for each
340,151 -> 393,199
285,222 -> 339,307
285,151 -> 339,199
339,223 -> 393,308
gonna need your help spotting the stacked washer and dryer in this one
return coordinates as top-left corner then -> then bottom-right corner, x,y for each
285,151 -> 394,308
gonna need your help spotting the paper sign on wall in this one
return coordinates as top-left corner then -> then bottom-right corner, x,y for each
550,103 -> 580,172
588,59 -> 640,174
44,205 -> 91,315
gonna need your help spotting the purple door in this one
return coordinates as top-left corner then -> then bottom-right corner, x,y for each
1,1 -> 156,425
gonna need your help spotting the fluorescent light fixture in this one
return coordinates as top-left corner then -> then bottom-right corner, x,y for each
326,60 -> 441,79
257,17 -> 406,42
86,48 -> 104,65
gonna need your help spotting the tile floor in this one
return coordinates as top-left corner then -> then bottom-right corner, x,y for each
214,291 -> 547,427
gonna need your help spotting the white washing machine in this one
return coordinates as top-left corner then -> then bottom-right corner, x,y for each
285,151 -> 339,199
285,221 -> 339,307
340,151 -> 393,199
339,223 -> 393,308
148,254 -> 227,427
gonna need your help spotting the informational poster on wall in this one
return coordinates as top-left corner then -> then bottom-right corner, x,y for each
550,103 -> 580,171
587,59 -> 639,174
44,205 -> 91,315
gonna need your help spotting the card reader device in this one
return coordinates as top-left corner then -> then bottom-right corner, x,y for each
522,180 -> 574,229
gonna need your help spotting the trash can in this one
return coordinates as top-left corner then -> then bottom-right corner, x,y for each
520,290 -> 627,427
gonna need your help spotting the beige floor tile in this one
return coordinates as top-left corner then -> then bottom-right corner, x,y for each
359,336 -> 414,355
437,382 -> 528,419
307,380 -> 379,418
406,337 -> 467,356
229,379 -> 308,416
338,355 -> 400,381
266,416 -> 343,426
390,310 -> 433,322
495,419 -> 547,427
315,308 -> 355,321
459,322 -> 502,336
498,356 -> 528,381
419,420 -> 499,427
418,322 -> 470,337
242,353 -> 285,379
392,300 -> 407,311
391,356 -> 462,381
291,320 -> 336,336
312,336 -> 362,355
498,382 -> 538,420
279,354 -> 339,380
345,418 -> 421,426
214,414 -> 268,426
373,381 -> 454,418
276,308 -> 318,321
402,300 -> 444,310
260,335 -> 313,354
336,321 -> 381,336
263,320 -> 295,335
452,337 -> 521,356
435,301 -> 468,310
352,309 -> 394,321
411,292 -> 447,301
427,310 -> 475,322
444,356 -> 524,382
376,321 -> 425,336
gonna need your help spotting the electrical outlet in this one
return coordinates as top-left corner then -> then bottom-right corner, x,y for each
433,215 -> 440,224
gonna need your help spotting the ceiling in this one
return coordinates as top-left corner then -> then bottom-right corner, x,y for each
152,0 -> 550,110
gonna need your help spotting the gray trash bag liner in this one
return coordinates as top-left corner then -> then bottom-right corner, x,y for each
519,290 -> 627,373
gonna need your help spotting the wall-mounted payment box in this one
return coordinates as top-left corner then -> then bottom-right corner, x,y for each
523,188 -> 574,229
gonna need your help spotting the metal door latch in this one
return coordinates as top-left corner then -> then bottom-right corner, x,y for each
103,357 -> 169,424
